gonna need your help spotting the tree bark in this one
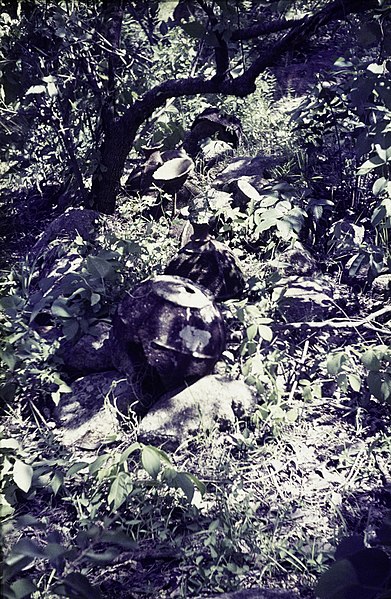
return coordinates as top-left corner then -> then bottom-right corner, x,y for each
89,0 -> 379,214
90,120 -> 137,214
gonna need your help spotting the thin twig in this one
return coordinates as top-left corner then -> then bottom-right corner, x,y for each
288,338 -> 310,403
275,306 -> 391,330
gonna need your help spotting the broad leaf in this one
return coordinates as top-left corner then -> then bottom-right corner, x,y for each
13,460 -> 33,493
84,548 -> 119,563
258,325 -> 273,342
57,572 -> 102,599
357,154 -> 385,175
327,353 -> 346,376
141,446 -> 161,479
246,323 -> 257,341
174,471 -> 195,502
108,471 -> 133,511
361,350 -> 381,371
11,537 -> 44,558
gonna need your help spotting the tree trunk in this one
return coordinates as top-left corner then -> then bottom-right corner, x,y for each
90,120 -> 137,214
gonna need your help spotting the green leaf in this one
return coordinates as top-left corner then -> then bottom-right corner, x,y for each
258,325 -> 273,342
100,530 -> 137,549
51,301 -> 74,319
13,515 -> 45,530
259,194 -> 278,208
276,219 -> 293,240
118,442 -> 140,464
57,572 -> 101,599
357,154 -> 386,175
0,351 -> 17,371
108,471 -> 133,511
348,374 -> 361,392
186,473 -> 206,497
0,438 -> 20,450
90,292 -> 100,306
13,460 -> 33,493
327,353 -> 346,376
246,323 -> 257,341
173,471 -> 195,502
367,371 -> 391,403
86,256 -> 115,280
375,143 -> 391,162
361,350 -> 381,371
255,216 -> 278,235
151,446 -> 172,464
141,446 -> 161,479
62,319 -> 79,340
50,471 -> 64,496
10,578 -> 37,599
337,372 -> 348,392
43,541 -> 66,558
371,203 -> 387,227
11,537 -> 44,558
25,85 -> 46,95
84,548 -> 119,563
372,177 -> 387,196
88,454 -> 109,474
3,556 -> 33,584
66,462 -> 89,476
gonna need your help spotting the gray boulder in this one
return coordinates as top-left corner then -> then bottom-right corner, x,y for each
372,273 -> 391,299
138,375 -> 257,450
54,372 -> 137,451
274,245 -> 319,277
31,207 -> 99,259
212,156 -> 281,190
272,276 -> 335,321
59,321 -> 113,375
111,276 -> 226,393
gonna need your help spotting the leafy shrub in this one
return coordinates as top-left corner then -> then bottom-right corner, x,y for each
315,519 -> 391,599
291,37 -> 391,277
1,442 -> 205,599
0,216 -> 177,409
214,181 -> 307,256
326,345 -> 391,405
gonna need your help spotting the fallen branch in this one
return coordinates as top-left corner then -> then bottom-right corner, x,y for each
276,306 -> 391,330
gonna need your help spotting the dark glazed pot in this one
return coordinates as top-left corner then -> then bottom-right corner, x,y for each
165,234 -> 246,301
111,276 -> 226,396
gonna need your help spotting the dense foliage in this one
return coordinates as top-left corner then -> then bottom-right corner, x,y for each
1,1 -> 391,599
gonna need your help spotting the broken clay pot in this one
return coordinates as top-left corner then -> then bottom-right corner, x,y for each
110,275 -> 226,397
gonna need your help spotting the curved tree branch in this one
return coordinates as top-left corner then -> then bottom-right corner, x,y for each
90,0 -> 380,213
231,0 -> 379,41
231,17 -> 306,41
127,0 -> 380,125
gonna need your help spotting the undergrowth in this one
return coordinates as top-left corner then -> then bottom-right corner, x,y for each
1,15 -> 391,599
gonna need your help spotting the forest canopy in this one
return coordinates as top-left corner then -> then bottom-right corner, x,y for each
1,0 -> 389,212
